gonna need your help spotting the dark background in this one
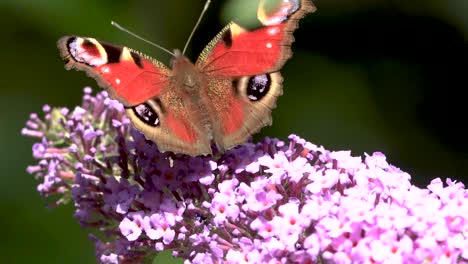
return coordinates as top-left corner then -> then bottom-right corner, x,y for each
1,0 -> 467,263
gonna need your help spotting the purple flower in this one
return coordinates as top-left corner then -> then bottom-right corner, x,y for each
119,212 -> 145,241
71,106 -> 86,120
240,182 -> 282,212
103,177 -> 140,214
259,153 -> 288,184
37,159 -> 62,193
100,253 -> 119,264
250,216 -> 275,238
32,138 -> 48,159
207,191 -> 240,226
145,213 -> 176,244
23,88 -> 468,263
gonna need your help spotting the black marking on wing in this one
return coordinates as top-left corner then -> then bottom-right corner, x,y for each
102,43 -> 121,64
131,51 -> 144,68
221,28 -> 233,48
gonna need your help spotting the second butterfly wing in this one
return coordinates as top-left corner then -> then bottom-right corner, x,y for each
195,0 -> 316,152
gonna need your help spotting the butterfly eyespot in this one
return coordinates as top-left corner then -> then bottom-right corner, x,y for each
246,74 -> 271,101
67,37 -> 108,66
132,103 -> 160,127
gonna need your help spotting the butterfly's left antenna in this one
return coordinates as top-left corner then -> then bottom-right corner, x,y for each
111,21 -> 176,56
182,0 -> 211,55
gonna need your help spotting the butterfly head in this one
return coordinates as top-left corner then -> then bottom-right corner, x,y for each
170,50 -> 194,70
169,51 -> 202,91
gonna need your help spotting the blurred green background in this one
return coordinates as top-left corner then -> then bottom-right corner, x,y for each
1,0 -> 467,263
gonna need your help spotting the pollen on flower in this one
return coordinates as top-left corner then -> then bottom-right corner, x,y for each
22,87 -> 468,263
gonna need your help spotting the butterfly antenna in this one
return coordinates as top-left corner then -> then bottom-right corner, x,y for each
111,21 -> 176,56
182,0 -> 211,55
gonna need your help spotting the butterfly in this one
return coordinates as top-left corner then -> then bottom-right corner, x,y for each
57,0 -> 315,156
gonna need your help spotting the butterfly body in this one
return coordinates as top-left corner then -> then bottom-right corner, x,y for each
58,0 -> 316,156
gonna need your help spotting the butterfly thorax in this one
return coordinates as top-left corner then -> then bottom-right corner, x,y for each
171,55 -> 203,93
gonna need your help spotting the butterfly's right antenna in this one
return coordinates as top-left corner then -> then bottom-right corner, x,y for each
182,0 -> 211,55
111,21 -> 176,56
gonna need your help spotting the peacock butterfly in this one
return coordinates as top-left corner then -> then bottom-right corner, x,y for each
57,0 -> 315,156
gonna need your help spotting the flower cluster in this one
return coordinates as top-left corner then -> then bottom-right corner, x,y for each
23,88 -> 468,263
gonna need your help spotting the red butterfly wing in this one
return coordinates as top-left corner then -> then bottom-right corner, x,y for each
201,73 -> 284,152
58,37 -> 213,155
58,36 -> 171,106
196,0 -> 315,77
196,0 -> 315,151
